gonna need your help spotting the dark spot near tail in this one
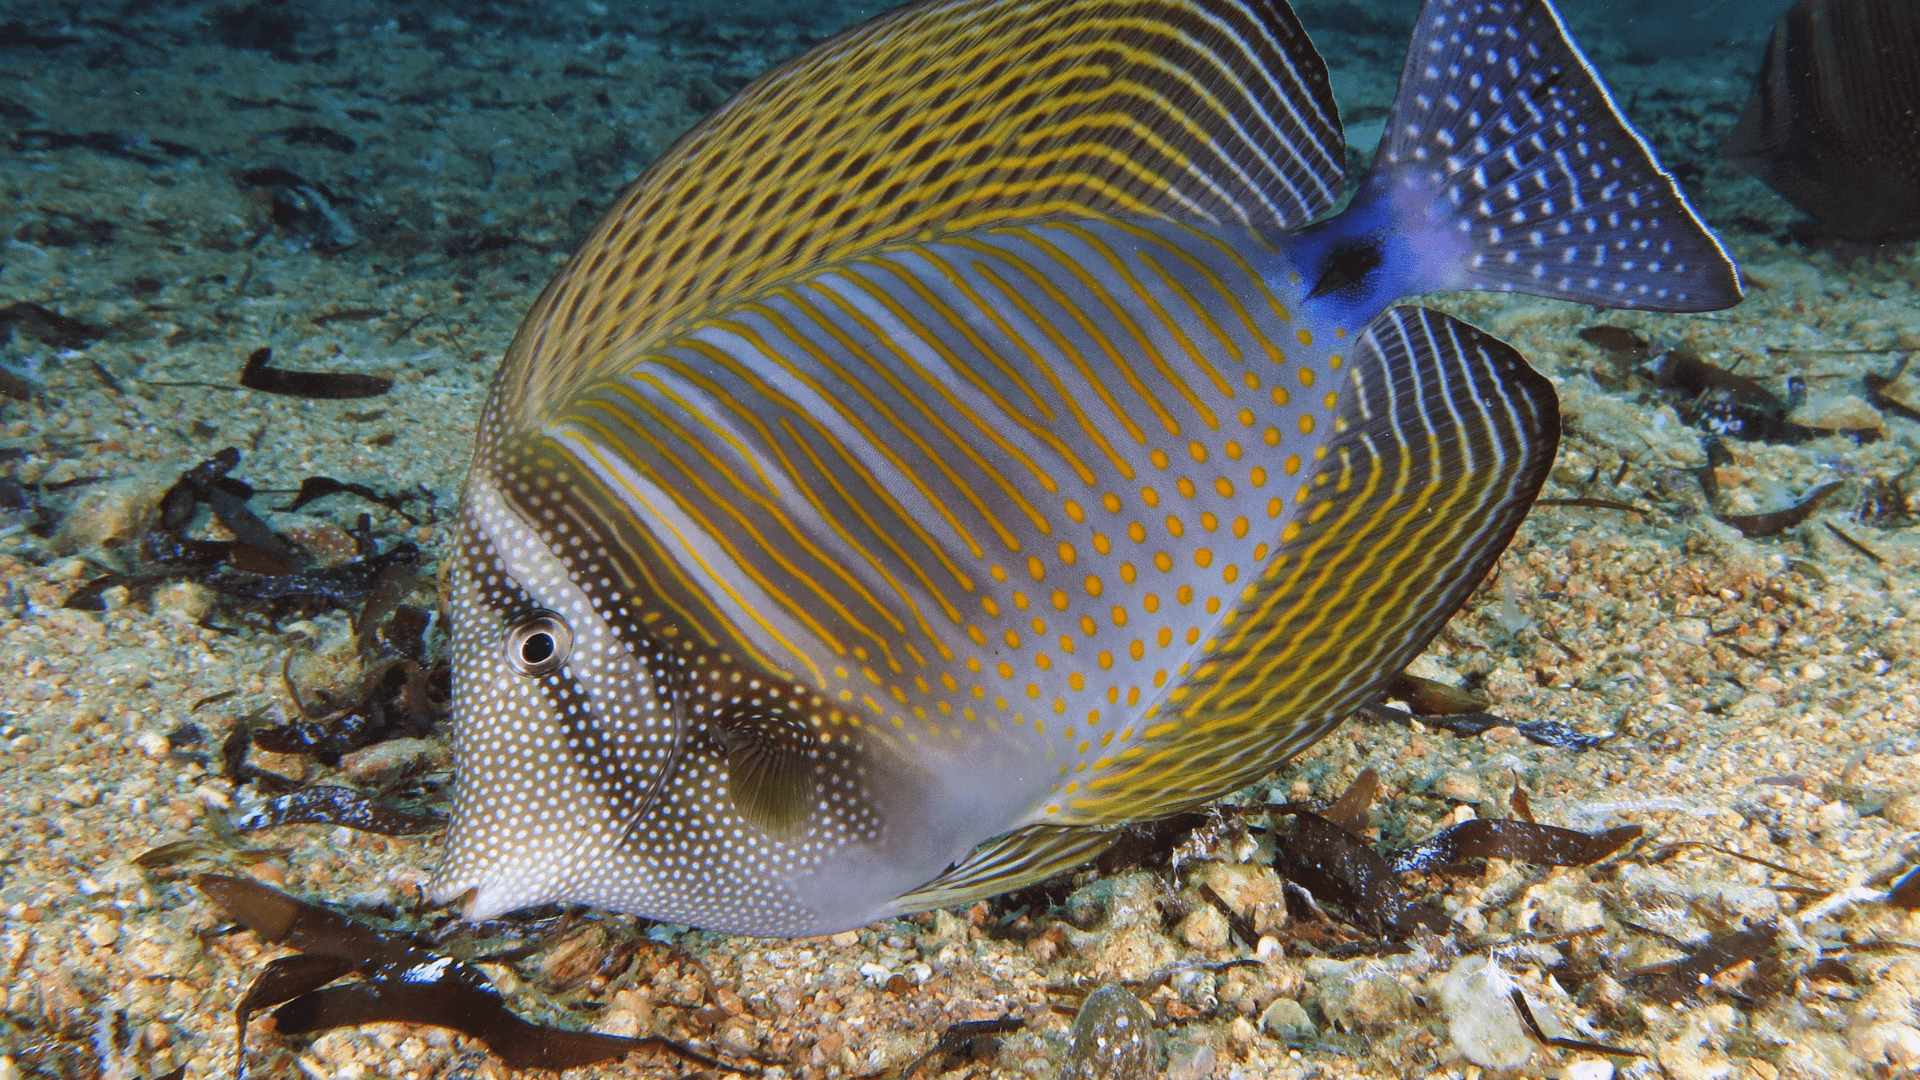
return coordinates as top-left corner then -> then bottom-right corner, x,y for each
1306,236 -> 1383,300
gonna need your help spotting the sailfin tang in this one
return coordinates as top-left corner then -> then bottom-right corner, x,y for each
1073,307 -> 1558,823
495,0 -> 1348,425
1363,0 -> 1741,311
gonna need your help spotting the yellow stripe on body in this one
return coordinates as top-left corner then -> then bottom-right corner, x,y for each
616,376 -> 959,641
707,314 -> 1017,558
1055,222 -> 1239,402
579,379 -> 912,649
953,239 -> 1159,448
1069,312 -> 1550,818
618,357 -> 975,626
753,288 -> 1054,540
625,353 -> 973,622
499,437 -> 727,655
661,337 -> 989,585
492,0 -> 1345,426
555,429 -> 829,686
910,247 -> 1139,482
776,416 -> 967,650
564,408 -> 870,666
812,270 -> 1082,493
998,226 -> 1215,435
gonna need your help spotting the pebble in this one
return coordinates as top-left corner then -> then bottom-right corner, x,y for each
338,737 -> 446,785
1059,985 -> 1158,1080
1563,1059 -> 1615,1080
1178,903 -> 1229,952
1438,956 -> 1532,1069
1435,771 -> 1484,802
1258,997 -> 1316,1042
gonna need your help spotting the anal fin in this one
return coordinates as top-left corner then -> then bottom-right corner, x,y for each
890,824 -> 1124,914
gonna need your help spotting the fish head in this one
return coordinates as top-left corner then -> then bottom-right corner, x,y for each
428,429 -> 990,935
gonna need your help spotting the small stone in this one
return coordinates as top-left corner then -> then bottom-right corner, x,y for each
1438,956 -> 1532,1069
1258,997 -> 1316,1042
1563,1059 -> 1614,1080
1656,1032 -> 1734,1080
828,930 -> 860,947
1435,771 -> 1483,802
55,781 -> 99,807
1789,392 -> 1885,437
1165,1043 -> 1216,1080
84,919 -> 119,947
1885,792 -> 1920,829
135,731 -> 170,759
1094,922 -> 1179,984
54,474 -> 162,558
151,581 -> 215,621
338,737 -> 447,785
1178,903 -> 1229,952
1059,985 -> 1158,1080
1315,967 -> 1416,1032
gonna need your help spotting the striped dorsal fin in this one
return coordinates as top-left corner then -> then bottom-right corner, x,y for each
1063,306 -> 1559,823
496,0 -> 1346,425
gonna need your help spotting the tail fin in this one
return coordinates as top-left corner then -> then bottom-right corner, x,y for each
1365,0 -> 1742,311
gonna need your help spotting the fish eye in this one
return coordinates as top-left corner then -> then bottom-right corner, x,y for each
506,612 -> 572,677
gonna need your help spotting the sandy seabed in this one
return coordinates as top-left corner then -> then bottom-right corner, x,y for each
0,1 -> 1916,1078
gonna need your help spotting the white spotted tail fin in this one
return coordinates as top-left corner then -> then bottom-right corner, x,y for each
1364,0 -> 1742,312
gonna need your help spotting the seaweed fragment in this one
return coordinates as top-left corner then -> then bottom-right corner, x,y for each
221,726 -> 300,794
9,129 -> 199,165
278,475 -> 417,520
195,874 -> 743,1075
253,658 -> 436,759
899,1017 -> 1025,1078
1578,325 -> 1654,361
1389,820 -> 1642,873
1865,370 -> 1920,423
1359,702 -> 1613,750
0,300 -> 107,349
309,308 -> 387,326
1625,925 -> 1779,1003
239,346 -> 391,399
1270,802 -> 1446,939
1717,479 -> 1843,537
0,367 -> 35,401
1508,988 -> 1643,1057
1383,672 -> 1490,716
234,785 -> 444,835
265,125 -> 357,153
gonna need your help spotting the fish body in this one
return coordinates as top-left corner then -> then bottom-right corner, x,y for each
432,0 -> 1740,935
1722,0 -> 1920,243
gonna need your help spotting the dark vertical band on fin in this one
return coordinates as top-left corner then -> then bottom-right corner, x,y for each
1370,0 -> 1742,311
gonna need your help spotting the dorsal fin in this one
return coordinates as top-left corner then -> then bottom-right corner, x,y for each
496,0 -> 1346,425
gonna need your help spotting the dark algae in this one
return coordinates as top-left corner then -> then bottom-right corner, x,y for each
195,875 -> 746,1075
239,346 -> 393,399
